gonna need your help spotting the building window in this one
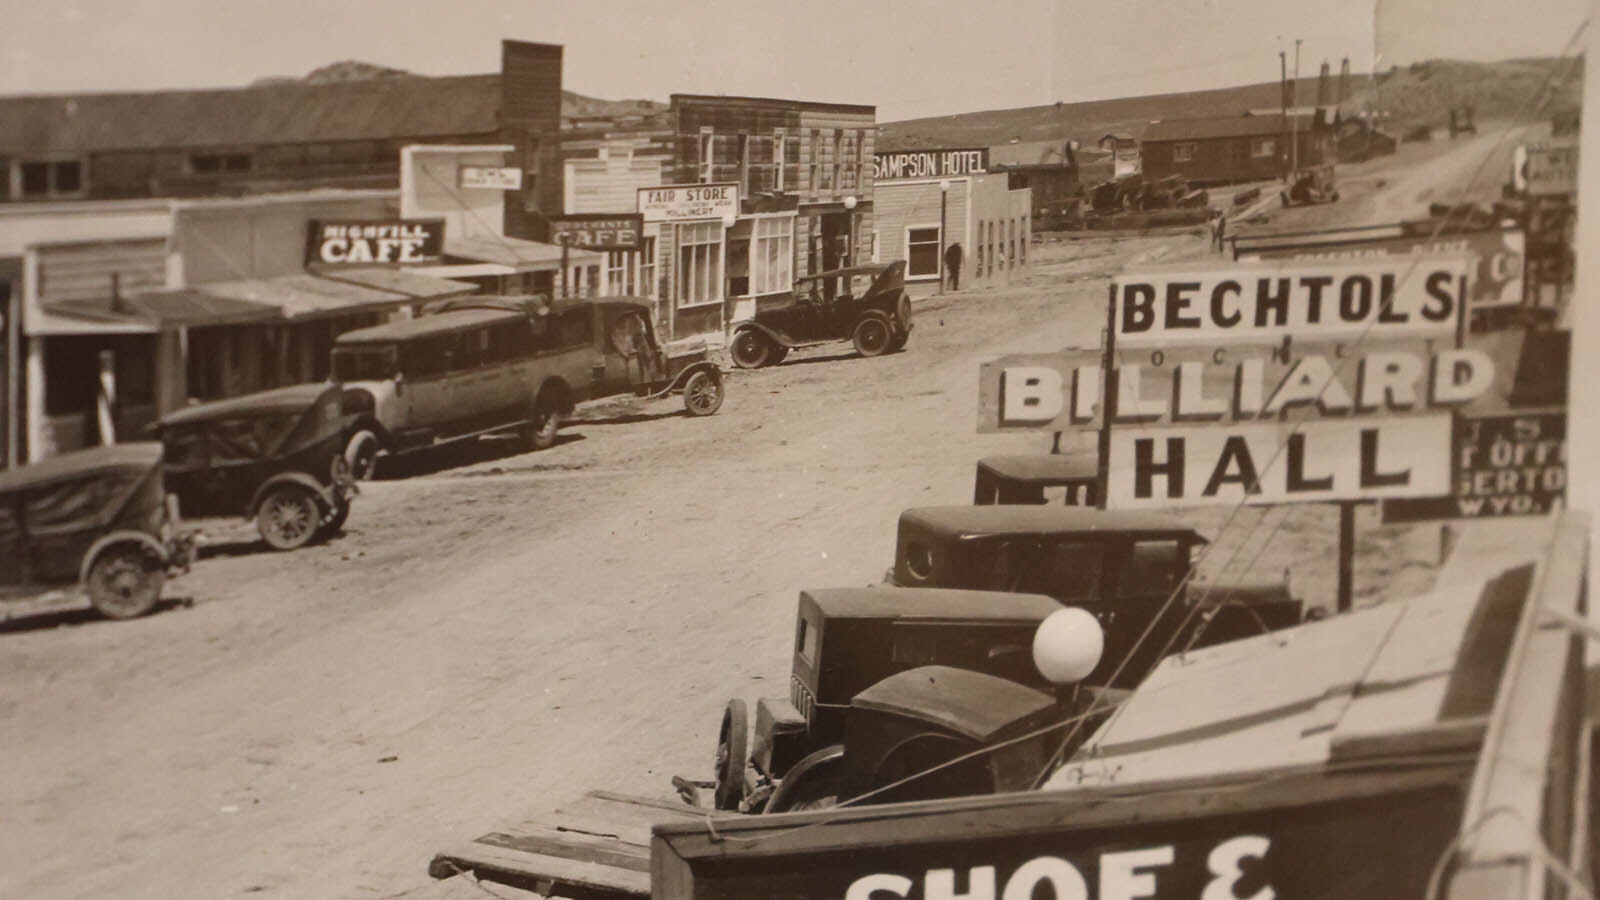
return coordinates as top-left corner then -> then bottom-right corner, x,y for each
830,130 -> 843,192
1250,138 -> 1277,158
737,133 -> 751,193
17,159 -> 84,198
839,131 -> 857,191
699,127 -> 715,183
810,129 -> 826,192
190,152 -> 253,174
751,216 -> 794,295
604,236 -> 658,299
782,132 -> 801,193
676,221 -> 722,308
1172,142 -> 1197,163
906,225 -> 941,280
771,129 -> 787,191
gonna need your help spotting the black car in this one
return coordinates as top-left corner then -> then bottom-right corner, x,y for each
152,383 -> 357,551
728,261 -> 912,368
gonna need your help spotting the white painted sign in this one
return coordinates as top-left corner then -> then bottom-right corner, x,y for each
1111,257 -> 1471,347
638,183 -> 740,223
1105,416 -> 1453,509
458,166 -> 523,190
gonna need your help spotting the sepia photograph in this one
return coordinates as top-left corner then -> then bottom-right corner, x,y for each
0,1 -> 1594,898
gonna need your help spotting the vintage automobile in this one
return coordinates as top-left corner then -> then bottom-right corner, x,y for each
972,453 -> 1099,506
692,587 -> 1098,814
333,296 -> 724,476
1281,164 -> 1340,206
0,442 -> 195,619
152,383 -> 357,551
889,505 -> 1306,688
727,261 -> 912,368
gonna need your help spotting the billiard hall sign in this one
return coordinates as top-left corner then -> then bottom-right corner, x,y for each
977,256 -> 1482,509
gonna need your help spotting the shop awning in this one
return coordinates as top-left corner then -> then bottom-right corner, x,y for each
312,267 -> 479,301
200,273 -> 417,320
443,234 -> 603,273
25,304 -> 159,337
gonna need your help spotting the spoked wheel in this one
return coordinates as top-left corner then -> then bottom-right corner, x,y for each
344,430 -> 381,480
730,329 -> 774,369
682,370 -> 725,417
713,699 -> 749,811
257,485 -> 322,551
852,316 -> 892,357
523,396 -> 562,451
85,545 -> 163,619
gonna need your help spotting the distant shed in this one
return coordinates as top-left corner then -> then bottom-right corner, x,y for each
1139,109 -> 1336,185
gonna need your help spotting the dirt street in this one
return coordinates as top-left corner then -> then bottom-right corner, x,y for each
0,133 -> 1508,899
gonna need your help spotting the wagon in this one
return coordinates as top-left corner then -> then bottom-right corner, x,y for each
0,442 -> 195,619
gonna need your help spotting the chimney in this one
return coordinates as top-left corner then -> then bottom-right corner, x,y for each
1316,61 -> 1331,107
1339,58 -> 1351,105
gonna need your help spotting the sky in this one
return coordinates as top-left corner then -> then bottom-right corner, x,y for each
0,0 -> 1589,122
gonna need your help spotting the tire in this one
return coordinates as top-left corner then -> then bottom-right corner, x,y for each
344,430 -> 381,480
316,497 -> 351,542
523,394 -> 562,451
852,316 -> 892,358
682,369 -> 725,417
85,544 -> 163,620
257,485 -> 322,551
713,699 -> 749,811
730,329 -> 774,369
768,758 -> 846,813
769,344 -> 790,365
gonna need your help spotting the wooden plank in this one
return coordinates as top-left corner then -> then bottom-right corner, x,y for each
475,827 -> 650,872
430,842 -> 650,897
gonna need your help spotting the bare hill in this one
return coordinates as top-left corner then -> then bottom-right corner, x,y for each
878,57 -> 1582,151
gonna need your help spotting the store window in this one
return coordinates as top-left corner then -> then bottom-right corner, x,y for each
782,132 -> 802,193
751,216 -> 794,295
906,226 -> 941,280
677,221 -> 723,308
1172,142 -> 1197,162
1251,138 -> 1277,158
17,159 -> 84,199
604,236 -> 658,298
810,129 -> 828,192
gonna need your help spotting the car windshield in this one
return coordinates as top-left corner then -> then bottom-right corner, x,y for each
983,538 -> 1104,604
332,346 -> 397,382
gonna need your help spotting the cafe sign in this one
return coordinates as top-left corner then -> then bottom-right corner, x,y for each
548,214 -> 644,251
305,218 -> 445,266
638,183 -> 739,223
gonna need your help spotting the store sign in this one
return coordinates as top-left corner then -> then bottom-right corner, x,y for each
1514,141 -> 1579,196
458,166 -> 523,190
305,219 -> 445,265
1111,257 -> 1470,347
872,148 -> 989,181
1383,410 -> 1567,522
638,183 -> 739,223
1242,228 -> 1525,310
548,214 -> 643,250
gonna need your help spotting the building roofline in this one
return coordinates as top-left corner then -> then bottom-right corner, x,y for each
670,93 -> 875,116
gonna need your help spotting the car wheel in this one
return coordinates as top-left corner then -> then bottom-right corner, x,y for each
85,544 -> 163,619
730,329 -> 773,369
316,497 -> 351,542
523,395 -> 562,451
344,430 -> 381,480
682,369 -> 725,417
257,485 -> 322,551
768,758 -> 846,813
852,316 -> 892,357
713,699 -> 749,811
769,344 -> 790,364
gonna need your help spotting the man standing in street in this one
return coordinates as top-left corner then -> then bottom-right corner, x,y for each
944,242 -> 963,291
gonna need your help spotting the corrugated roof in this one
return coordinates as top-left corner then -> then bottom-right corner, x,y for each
0,75 -> 502,155
201,273 -> 412,319
1141,112 -> 1321,143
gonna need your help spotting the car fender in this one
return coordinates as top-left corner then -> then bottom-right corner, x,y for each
247,472 -> 337,518
79,531 -> 167,584
735,321 -> 802,349
535,377 -> 575,415
853,309 -> 893,333
764,744 -> 846,814
667,360 -> 721,392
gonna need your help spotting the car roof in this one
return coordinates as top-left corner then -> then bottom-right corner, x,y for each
336,307 -> 526,344
800,587 -> 1061,621
0,442 -> 163,494
157,383 -> 338,427
851,665 -> 1057,742
794,263 -> 892,282
900,506 -> 1203,541
977,454 -> 1098,481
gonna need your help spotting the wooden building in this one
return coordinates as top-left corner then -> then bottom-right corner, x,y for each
988,139 -> 1085,231
1139,109 -> 1336,185
871,147 -> 1032,292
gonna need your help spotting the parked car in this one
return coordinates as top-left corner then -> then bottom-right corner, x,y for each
695,587 -> 1090,814
152,383 -> 356,551
0,442 -> 195,619
333,296 -> 724,476
888,505 -> 1306,687
1281,164 -> 1340,206
728,261 -> 912,368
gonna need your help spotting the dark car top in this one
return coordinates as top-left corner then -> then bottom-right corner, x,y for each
156,383 -> 340,428
900,506 -> 1204,543
801,587 -> 1064,623
0,443 -> 163,495
794,263 -> 895,283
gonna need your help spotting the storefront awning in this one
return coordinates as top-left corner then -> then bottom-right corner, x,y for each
200,273 -> 417,320
312,267 -> 478,301
444,234 -> 603,273
26,304 -> 159,337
